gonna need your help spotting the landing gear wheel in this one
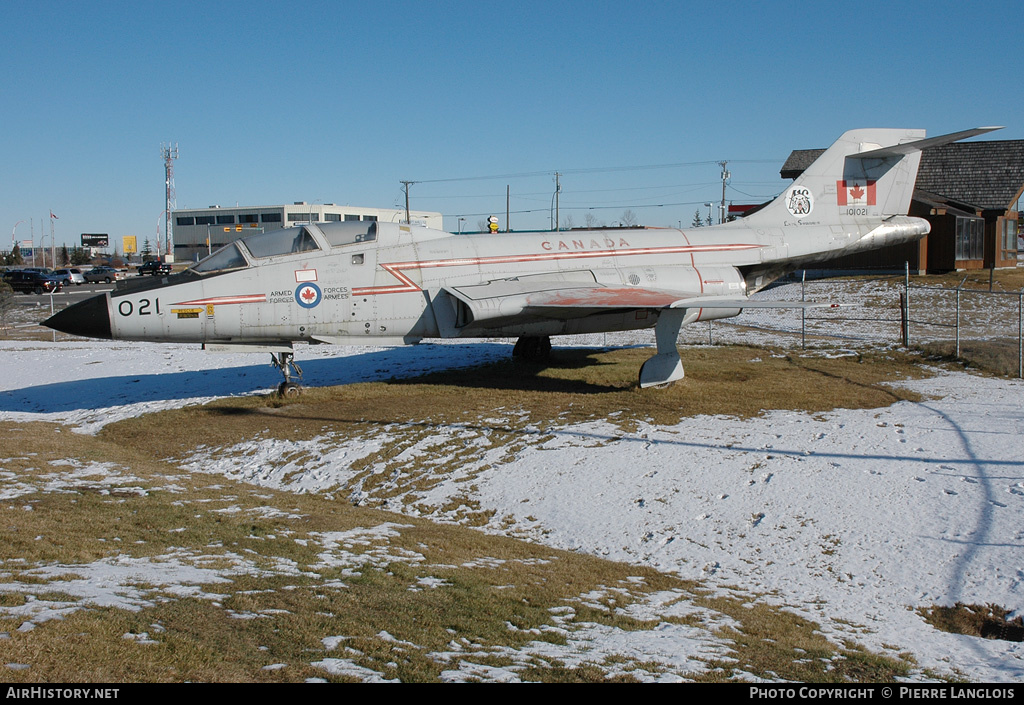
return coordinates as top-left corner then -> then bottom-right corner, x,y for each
278,381 -> 301,398
271,351 -> 304,398
512,335 -> 552,362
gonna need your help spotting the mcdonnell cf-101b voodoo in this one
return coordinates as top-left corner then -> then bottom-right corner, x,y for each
46,127 -> 1000,395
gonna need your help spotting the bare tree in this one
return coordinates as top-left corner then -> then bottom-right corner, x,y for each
621,209 -> 638,227
584,212 -> 602,229
562,214 -> 575,230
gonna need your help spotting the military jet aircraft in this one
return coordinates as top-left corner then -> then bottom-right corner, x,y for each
45,127 -> 999,395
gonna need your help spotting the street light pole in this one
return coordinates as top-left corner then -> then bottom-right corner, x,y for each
718,161 -> 730,225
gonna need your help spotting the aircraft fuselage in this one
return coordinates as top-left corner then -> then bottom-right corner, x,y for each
97,222 -> 805,347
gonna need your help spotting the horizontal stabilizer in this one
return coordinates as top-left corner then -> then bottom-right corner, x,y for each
852,126 -> 1003,159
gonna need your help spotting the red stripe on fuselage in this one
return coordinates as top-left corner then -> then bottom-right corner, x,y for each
172,294 -> 267,306
352,242 -> 761,296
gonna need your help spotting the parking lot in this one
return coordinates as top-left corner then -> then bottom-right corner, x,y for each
10,281 -> 115,306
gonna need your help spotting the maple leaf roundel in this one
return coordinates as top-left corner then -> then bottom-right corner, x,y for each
295,283 -> 322,308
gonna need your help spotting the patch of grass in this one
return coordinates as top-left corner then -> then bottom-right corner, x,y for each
912,268 -> 1024,292
920,603 -> 1024,642
915,339 -> 1022,377
696,596 -> 915,683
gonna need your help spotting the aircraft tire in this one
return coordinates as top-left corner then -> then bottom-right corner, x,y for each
512,335 -> 551,362
278,382 -> 301,398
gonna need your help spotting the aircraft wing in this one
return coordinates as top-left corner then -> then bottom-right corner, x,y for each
441,278 -> 844,331
522,288 -> 844,315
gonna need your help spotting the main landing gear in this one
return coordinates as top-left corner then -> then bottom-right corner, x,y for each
638,309 -> 686,388
271,351 -> 304,398
512,335 -> 551,362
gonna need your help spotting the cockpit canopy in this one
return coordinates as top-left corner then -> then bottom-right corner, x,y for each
192,222 -> 378,274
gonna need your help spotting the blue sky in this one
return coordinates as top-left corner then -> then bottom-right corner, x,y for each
2,0 -> 1020,252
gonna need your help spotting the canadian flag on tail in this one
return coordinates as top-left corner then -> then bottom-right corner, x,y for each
836,180 -> 876,206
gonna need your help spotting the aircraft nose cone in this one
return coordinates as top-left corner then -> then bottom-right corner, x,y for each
43,294 -> 112,339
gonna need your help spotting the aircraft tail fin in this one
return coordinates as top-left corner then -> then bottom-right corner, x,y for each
742,127 -> 1003,227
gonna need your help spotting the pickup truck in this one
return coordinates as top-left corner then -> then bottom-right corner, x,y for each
136,260 -> 172,276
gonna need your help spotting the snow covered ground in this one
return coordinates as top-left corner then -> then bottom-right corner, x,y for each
1,336 -> 1023,681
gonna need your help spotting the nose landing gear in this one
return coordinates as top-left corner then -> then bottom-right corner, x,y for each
271,351 -> 304,398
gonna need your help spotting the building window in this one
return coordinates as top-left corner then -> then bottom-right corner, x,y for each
324,213 -> 342,221
195,216 -> 215,226
1001,218 -> 1018,261
237,214 -> 258,223
955,217 -> 984,261
363,215 -> 377,222
344,214 -> 361,221
216,215 -> 235,224
261,213 -> 282,223
176,217 -> 195,226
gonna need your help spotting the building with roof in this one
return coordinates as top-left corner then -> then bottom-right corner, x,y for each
172,202 -> 442,263
779,139 -> 1024,273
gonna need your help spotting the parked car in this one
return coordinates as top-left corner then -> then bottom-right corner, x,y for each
6,270 -> 64,294
84,266 -> 127,284
136,260 -> 172,276
53,268 -> 86,286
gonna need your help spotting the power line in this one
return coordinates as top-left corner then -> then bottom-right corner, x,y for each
412,158 -> 783,184
443,185 -> 781,220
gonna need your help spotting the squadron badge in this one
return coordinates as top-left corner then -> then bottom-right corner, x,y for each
785,186 -> 813,218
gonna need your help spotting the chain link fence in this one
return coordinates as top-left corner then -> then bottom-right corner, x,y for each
679,267 -> 1024,378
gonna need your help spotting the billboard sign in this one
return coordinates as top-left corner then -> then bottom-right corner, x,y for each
81,234 -> 109,248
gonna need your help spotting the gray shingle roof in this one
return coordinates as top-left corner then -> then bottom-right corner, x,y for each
915,141 -> 1024,210
780,139 -> 1024,210
780,149 -> 825,179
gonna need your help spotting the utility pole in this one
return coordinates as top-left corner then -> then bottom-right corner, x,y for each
718,161 -> 730,225
400,181 -> 416,224
161,143 -> 179,260
554,172 -> 561,231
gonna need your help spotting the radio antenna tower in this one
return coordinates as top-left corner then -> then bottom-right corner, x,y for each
161,142 -> 179,258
